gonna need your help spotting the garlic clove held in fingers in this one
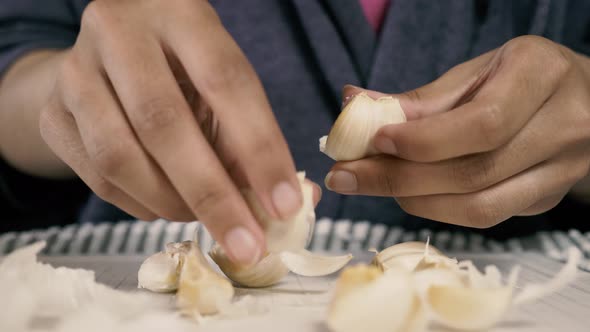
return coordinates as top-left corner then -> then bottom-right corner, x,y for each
320,92 -> 406,161
279,249 -> 353,277
209,244 -> 290,288
242,171 -> 315,253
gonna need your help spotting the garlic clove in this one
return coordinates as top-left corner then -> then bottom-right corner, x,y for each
176,242 -> 234,317
372,241 -> 455,272
137,251 -> 181,293
209,244 -> 289,288
425,284 -> 513,331
320,92 -> 406,161
327,265 -> 416,332
242,171 -> 315,253
279,249 -> 353,277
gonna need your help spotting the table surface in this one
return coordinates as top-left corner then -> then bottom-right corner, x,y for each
38,251 -> 590,332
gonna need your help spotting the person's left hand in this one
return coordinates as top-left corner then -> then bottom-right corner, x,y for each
325,35 -> 590,228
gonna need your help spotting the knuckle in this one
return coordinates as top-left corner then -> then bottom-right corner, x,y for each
451,155 -> 496,192
91,177 -> 118,201
131,97 -> 181,134
90,138 -> 131,177
505,36 -> 571,80
376,172 -> 400,195
402,89 -> 423,103
199,56 -> 252,95
81,1 -> 114,33
477,103 -> 505,148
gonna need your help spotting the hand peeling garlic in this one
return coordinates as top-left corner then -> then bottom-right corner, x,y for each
209,171 -> 352,287
319,92 -> 406,161
327,241 -> 582,332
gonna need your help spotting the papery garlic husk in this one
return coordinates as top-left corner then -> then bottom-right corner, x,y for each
137,251 -> 181,292
176,242 -> 234,317
372,241 -> 457,272
279,249 -> 353,277
209,244 -> 289,288
243,171 -> 315,253
319,92 -> 406,161
327,264 -> 423,332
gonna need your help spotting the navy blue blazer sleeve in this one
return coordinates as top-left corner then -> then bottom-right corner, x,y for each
0,0 -> 89,77
0,1 -> 91,232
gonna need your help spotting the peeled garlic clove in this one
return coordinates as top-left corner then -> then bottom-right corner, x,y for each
279,249 -> 353,277
176,242 -> 234,317
209,244 -> 289,288
425,284 -> 513,331
137,251 -> 181,293
320,92 -> 406,161
243,171 -> 315,253
327,265 -> 417,332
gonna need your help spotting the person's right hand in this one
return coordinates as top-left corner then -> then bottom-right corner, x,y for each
39,0 -> 311,266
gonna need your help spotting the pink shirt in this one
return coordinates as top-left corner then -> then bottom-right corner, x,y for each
359,0 -> 391,33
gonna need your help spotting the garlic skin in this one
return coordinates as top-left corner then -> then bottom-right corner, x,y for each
327,265 -> 422,332
209,244 -> 289,288
320,92 -> 406,161
372,241 -> 456,272
176,242 -> 234,317
137,252 -> 180,293
279,249 -> 353,277
243,171 -> 315,253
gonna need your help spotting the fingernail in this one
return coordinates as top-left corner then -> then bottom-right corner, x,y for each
224,227 -> 262,266
272,181 -> 302,219
374,136 -> 398,155
325,171 -> 357,192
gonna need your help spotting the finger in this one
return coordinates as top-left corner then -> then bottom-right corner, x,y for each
60,52 -> 194,221
164,3 -> 302,220
393,154 -> 586,228
341,50 -> 497,120
374,39 -> 567,162
517,193 -> 566,216
99,33 -> 264,266
39,93 -> 158,221
327,98 -> 576,196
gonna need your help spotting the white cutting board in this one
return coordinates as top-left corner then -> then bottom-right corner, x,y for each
39,252 -> 590,332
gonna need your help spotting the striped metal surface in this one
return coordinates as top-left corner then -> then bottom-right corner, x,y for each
1,218 -> 590,271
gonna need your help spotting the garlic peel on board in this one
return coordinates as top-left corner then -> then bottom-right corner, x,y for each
319,92 -> 406,161
327,241 -> 582,332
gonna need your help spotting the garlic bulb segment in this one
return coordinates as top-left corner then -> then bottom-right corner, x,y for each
327,265 -> 417,332
242,171 -> 315,253
279,249 -> 353,277
320,92 -> 406,161
372,241 -> 455,272
425,284 -> 513,331
209,244 -> 289,288
176,242 -> 235,317
137,251 -> 181,292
